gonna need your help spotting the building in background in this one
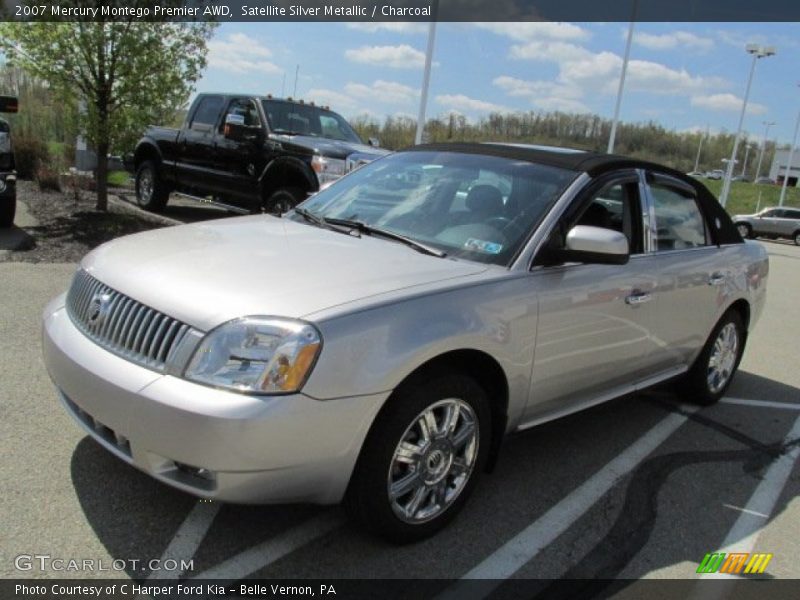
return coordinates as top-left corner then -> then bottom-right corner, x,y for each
769,149 -> 800,187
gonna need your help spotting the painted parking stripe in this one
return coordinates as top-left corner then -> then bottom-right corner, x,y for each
189,512 -> 342,580
687,413 -> 800,599
437,405 -> 700,600
720,397 -> 800,411
147,501 -> 221,580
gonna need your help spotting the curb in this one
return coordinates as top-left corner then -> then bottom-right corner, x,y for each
108,192 -> 183,227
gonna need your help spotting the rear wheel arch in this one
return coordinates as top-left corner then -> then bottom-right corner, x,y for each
133,141 -> 162,172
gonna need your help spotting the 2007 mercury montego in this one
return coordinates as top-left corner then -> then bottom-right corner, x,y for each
43,143 -> 768,542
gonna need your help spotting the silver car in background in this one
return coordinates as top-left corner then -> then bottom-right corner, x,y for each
733,207 -> 800,245
42,143 -> 768,542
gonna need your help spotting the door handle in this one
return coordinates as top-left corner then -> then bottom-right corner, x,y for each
708,273 -> 726,286
625,292 -> 652,305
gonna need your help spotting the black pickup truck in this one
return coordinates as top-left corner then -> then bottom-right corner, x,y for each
132,93 -> 388,214
0,96 -> 18,229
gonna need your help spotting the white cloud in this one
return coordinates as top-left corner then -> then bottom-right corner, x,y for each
346,23 -> 427,34
509,41 -> 592,62
475,22 -> 589,42
344,44 -> 426,69
634,30 -> 714,51
492,76 -> 588,113
690,94 -> 767,115
207,33 -> 281,75
435,94 -> 511,114
344,80 -> 418,105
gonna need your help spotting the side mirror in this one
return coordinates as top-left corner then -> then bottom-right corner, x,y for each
554,225 -> 630,265
0,96 -> 18,113
368,137 -> 380,148
223,113 -> 264,143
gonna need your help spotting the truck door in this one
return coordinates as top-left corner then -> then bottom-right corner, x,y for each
176,95 -> 225,190
214,97 -> 264,207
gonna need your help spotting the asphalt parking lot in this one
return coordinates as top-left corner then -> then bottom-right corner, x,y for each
1,235 -> 798,595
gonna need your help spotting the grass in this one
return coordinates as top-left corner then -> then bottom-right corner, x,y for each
695,178 -> 800,216
46,140 -> 65,158
107,170 -> 132,187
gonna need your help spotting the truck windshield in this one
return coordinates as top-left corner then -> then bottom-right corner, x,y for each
261,100 -> 362,143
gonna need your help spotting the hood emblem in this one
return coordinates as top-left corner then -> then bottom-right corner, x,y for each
88,293 -> 112,327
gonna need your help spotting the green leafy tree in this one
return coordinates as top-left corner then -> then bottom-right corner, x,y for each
0,4 -> 216,210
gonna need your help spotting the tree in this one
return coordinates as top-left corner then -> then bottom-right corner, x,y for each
0,3 -> 216,210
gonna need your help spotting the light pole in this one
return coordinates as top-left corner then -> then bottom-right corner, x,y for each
779,108 -> 800,207
754,120 -> 775,181
719,44 -> 776,208
740,142 -> 753,178
608,1 -> 638,154
414,0 -> 440,146
693,126 -> 709,173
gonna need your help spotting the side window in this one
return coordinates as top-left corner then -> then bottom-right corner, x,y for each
786,209 -> 800,219
190,96 -> 224,131
761,209 -> 778,218
220,98 -> 260,132
575,181 -> 642,254
649,184 -> 708,251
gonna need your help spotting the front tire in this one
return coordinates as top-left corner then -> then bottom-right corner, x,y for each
0,192 -> 15,228
681,310 -> 745,406
135,160 -> 170,212
345,372 -> 491,543
263,187 -> 304,215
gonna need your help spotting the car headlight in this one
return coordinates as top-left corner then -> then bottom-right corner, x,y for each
184,317 -> 322,394
311,155 -> 346,184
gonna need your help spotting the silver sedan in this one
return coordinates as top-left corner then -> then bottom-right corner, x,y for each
42,143 -> 768,542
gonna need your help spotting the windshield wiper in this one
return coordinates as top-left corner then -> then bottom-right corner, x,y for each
293,207 -> 355,235
323,217 -> 447,258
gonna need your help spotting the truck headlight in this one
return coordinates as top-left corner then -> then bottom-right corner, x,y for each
311,155 -> 346,185
184,317 -> 321,394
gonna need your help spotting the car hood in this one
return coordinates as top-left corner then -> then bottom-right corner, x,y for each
271,134 -> 390,161
81,216 -> 488,331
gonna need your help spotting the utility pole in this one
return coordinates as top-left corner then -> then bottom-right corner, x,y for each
740,142 -> 753,178
293,65 -> 299,97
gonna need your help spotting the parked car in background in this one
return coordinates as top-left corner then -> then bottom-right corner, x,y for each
43,143 -> 768,542
132,93 -> 388,215
687,171 -> 705,178
706,169 -> 724,180
733,207 -> 800,245
732,175 -> 750,183
0,95 -> 18,228
755,176 -> 776,185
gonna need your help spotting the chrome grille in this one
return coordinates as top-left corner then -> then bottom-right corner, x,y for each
66,270 -> 190,371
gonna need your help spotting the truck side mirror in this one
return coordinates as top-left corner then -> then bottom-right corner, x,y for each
368,137 -> 380,148
223,113 -> 246,140
0,96 -> 19,113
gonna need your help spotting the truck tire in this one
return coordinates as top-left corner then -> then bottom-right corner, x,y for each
135,160 -> 169,212
0,191 -> 15,228
264,187 -> 304,215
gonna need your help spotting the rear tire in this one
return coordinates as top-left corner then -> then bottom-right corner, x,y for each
0,192 -> 15,228
680,310 -> 745,406
735,223 -> 752,239
264,187 -> 304,215
793,230 -> 800,246
135,160 -> 169,212
345,372 -> 491,543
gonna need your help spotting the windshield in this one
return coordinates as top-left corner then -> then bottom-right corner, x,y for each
261,99 -> 362,143
289,151 -> 577,266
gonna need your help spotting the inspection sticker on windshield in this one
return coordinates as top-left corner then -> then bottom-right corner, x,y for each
465,238 -> 503,254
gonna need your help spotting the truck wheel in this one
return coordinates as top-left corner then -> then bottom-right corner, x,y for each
0,192 -> 15,228
264,187 -> 304,215
135,161 -> 169,212
793,230 -> 800,246
345,372 -> 490,543
681,310 -> 745,406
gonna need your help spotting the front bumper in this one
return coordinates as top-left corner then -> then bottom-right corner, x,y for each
42,293 -> 387,504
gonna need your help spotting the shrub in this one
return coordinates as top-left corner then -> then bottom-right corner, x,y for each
13,135 -> 51,180
36,163 -> 62,192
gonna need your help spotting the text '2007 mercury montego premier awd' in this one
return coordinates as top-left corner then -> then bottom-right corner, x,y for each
43,143 -> 768,542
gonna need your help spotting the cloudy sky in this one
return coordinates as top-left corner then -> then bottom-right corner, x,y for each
195,21 -> 800,143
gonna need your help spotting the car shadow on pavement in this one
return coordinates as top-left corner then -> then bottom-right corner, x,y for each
0,224 -> 35,252
69,371 -> 799,584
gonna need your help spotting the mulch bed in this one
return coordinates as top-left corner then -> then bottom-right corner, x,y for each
6,180 -> 165,263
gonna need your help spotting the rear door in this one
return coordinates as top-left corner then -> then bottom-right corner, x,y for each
775,208 -> 800,237
754,208 -> 782,236
176,95 -> 225,189
642,172 -> 722,371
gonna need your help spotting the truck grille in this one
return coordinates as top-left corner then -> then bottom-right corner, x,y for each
66,270 -> 190,371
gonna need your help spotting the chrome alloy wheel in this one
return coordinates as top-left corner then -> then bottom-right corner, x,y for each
707,322 -> 739,394
387,398 -> 478,524
736,224 -> 750,238
138,168 -> 153,203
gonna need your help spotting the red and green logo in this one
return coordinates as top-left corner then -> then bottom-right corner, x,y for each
697,552 -> 773,575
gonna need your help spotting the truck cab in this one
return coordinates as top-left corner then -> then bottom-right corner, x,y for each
132,93 -> 388,215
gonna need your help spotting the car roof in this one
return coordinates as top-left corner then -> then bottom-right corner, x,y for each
407,141 -> 690,178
